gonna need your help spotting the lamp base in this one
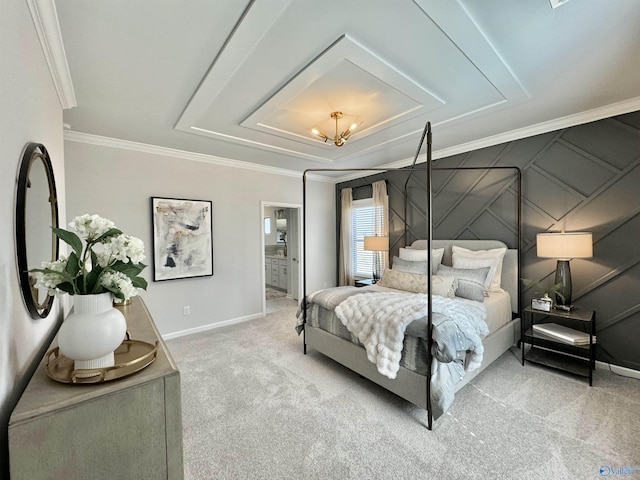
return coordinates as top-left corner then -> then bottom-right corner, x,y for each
372,252 -> 381,283
554,259 -> 572,307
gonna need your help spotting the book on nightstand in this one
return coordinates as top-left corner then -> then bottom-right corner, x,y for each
532,323 -> 596,346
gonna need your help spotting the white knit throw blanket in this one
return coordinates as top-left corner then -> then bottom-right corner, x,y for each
335,291 -> 432,379
335,291 -> 488,380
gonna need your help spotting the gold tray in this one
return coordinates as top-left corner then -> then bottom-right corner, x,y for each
45,336 -> 159,384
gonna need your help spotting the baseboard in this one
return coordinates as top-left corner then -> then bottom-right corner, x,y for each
595,361 -> 640,380
162,312 -> 263,340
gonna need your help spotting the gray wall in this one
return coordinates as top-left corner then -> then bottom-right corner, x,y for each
337,112 -> 640,371
0,2 -> 68,476
64,140 -> 336,336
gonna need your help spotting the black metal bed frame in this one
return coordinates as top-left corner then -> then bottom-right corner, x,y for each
301,122 -> 521,430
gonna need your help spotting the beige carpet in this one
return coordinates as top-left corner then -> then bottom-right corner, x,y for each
167,299 -> 640,479
265,287 -> 286,299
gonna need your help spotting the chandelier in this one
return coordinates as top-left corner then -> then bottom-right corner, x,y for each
310,112 -> 362,147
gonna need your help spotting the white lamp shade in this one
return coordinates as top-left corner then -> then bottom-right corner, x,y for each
536,232 -> 593,260
363,236 -> 389,252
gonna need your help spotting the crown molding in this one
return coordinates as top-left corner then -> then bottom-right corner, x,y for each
63,130 -> 333,183
335,96 -> 640,182
26,0 -> 77,109
65,95 -> 640,185
433,96 -> 640,161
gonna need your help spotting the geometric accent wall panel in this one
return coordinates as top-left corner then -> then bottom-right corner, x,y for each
337,110 -> 640,370
535,142 -> 615,197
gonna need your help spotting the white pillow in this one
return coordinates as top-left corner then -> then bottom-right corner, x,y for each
399,247 -> 445,271
451,245 -> 506,292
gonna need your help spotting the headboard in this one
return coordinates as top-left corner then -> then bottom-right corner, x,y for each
410,239 -> 519,315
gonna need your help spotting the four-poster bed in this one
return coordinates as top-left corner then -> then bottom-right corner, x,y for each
298,122 -> 522,429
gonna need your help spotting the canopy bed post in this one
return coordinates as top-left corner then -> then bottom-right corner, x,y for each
402,121 -> 434,429
302,172 -> 308,355
403,122 -> 432,249
425,123 -> 433,430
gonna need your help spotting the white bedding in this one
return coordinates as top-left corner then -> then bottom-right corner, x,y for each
367,283 -> 511,335
334,290 -> 488,380
464,289 -> 511,334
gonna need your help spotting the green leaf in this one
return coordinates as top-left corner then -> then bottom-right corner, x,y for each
93,228 -> 123,244
64,252 -> 81,277
131,276 -> 148,290
56,282 -> 75,294
104,285 -> 124,300
29,267 -> 50,274
111,260 -> 146,278
85,265 -> 104,294
521,277 -> 566,303
33,268 -> 76,287
52,227 -> 83,256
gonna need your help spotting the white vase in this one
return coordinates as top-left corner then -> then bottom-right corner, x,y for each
58,292 -> 127,370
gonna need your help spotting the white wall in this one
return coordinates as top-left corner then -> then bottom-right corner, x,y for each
63,140 -> 336,336
0,1 -> 66,475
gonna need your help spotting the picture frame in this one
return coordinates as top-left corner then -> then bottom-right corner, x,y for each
151,197 -> 213,281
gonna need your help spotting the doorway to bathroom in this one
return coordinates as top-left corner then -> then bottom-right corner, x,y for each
261,202 -> 302,315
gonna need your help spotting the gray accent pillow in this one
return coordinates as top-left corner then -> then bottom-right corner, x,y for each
436,265 -> 490,302
392,255 -> 441,275
392,256 -> 428,274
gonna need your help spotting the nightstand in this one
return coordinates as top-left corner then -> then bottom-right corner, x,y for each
355,278 -> 375,287
521,306 -> 596,386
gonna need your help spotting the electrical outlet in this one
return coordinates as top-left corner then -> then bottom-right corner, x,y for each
183,306 -> 190,315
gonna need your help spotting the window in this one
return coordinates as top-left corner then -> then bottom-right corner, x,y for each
351,198 -> 375,277
264,217 -> 271,235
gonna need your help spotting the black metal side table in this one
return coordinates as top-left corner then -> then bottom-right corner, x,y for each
521,306 -> 596,386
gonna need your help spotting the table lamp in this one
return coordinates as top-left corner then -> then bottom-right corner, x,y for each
364,235 -> 389,283
536,232 -> 593,310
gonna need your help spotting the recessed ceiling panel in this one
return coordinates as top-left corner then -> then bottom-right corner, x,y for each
174,0 -> 531,163
239,35 -> 443,147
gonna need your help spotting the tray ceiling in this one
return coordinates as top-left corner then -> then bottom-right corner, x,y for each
174,0 -> 527,164
55,0 -> 640,175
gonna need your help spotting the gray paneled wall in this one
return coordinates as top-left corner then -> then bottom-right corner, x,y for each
337,111 -> 640,370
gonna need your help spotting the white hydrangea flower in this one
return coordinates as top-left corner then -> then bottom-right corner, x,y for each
95,234 -> 146,266
93,248 -> 112,268
121,235 -> 146,264
69,214 -> 116,241
33,213 -> 148,299
99,271 -> 138,301
33,256 -> 69,294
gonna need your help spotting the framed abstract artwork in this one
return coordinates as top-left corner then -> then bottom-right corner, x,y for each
151,197 -> 213,281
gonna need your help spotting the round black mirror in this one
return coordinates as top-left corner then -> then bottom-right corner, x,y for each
16,143 -> 59,319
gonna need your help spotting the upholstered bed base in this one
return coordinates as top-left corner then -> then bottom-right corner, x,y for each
305,317 -> 519,411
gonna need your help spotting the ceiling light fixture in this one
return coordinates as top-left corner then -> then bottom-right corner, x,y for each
310,111 -> 362,147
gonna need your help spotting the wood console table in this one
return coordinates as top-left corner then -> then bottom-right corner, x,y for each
8,297 -> 183,480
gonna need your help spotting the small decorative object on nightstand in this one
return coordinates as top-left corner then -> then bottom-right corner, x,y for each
521,306 -> 596,385
531,294 -> 553,312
